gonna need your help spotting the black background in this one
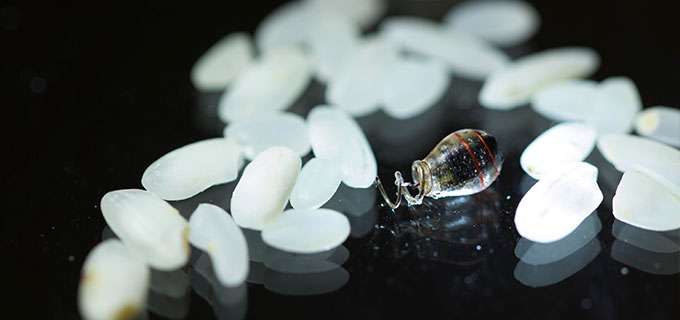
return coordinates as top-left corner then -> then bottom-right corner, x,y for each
7,0 -> 680,319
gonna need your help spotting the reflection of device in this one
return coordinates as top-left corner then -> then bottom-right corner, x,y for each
369,188 -> 502,267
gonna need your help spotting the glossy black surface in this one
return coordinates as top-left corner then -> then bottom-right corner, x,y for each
9,0 -> 680,319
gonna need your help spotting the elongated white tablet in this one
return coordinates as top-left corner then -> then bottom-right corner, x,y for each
520,122 -> 597,179
262,208 -> 350,253
142,138 -> 243,201
515,163 -> 603,243
255,1 -> 312,53
306,15 -> 360,82
585,77 -> 641,134
306,0 -> 386,28
307,106 -> 377,188
101,190 -> 189,270
78,240 -> 149,320
189,204 -> 249,287
290,158 -> 342,210
326,38 -> 397,116
597,134 -> 680,187
231,147 -> 301,230
190,33 -> 253,92
635,106 -> 680,147
613,170 -> 680,232
444,0 -> 539,46
480,47 -> 600,110
381,56 -> 449,119
381,17 -> 509,80
224,112 -> 310,160
531,80 -> 598,121
218,47 -> 312,122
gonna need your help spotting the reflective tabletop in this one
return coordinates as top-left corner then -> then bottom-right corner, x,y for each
10,0 -> 680,319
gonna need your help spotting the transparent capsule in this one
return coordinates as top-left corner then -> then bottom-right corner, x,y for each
377,129 -> 503,208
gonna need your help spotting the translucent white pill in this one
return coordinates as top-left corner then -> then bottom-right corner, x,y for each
262,208 -> 350,253
101,189 -> 190,270
585,77 -> 642,134
142,138 -> 243,201
224,112 -> 310,160
531,80 -> 598,121
306,0 -> 386,28
480,47 -> 600,110
189,204 -> 249,287
597,134 -> 680,187
635,106 -> 680,147
515,162 -> 603,243
190,33 -> 254,92
381,56 -> 450,119
613,170 -> 680,232
307,106 -> 377,188
78,240 -> 149,320
218,47 -> 312,122
306,15 -> 360,82
520,122 -> 597,179
326,38 -> 397,116
290,158 -> 342,210
444,0 -> 539,47
381,17 -> 509,80
255,1 -> 312,53
231,147 -> 301,230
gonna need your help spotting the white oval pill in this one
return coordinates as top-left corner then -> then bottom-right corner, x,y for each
224,112 -> 310,160
306,15 -> 360,82
531,79 -> 598,121
142,138 -> 243,201
306,0 -> 386,28
480,47 -> 600,110
613,170 -> 680,232
189,204 -> 249,287
586,77 -> 642,134
597,134 -> 680,187
231,147 -> 301,230
635,106 -> 680,147
444,0 -> 539,46
520,122 -> 597,179
382,56 -> 450,119
326,38 -> 397,116
290,158 -> 342,210
255,1 -> 312,53
262,208 -> 350,253
381,17 -> 509,80
307,106 -> 377,188
190,33 -> 254,92
79,239 -> 149,320
218,47 -> 312,122
515,162 -> 603,243
101,189 -> 190,270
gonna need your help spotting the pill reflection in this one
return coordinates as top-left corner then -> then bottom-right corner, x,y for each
514,238 -> 601,288
610,222 -> 680,275
515,213 -> 601,265
147,269 -> 191,320
190,254 -> 248,320
260,245 -> 349,296
612,220 -> 680,253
